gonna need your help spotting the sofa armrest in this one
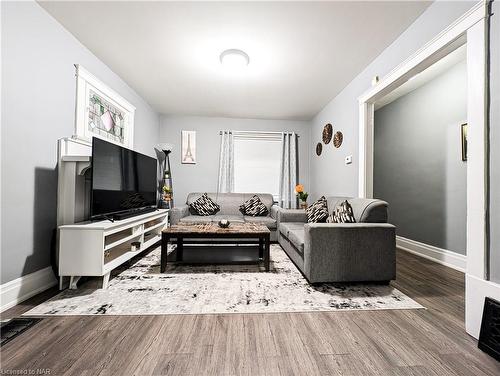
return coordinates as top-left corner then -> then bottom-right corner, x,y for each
169,205 -> 190,225
303,223 -> 396,282
270,204 -> 280,220
276,208 -> 307,223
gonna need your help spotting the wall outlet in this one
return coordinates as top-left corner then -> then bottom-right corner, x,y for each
345,155 -> 352,165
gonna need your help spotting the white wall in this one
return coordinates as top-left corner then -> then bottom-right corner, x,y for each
1,1 -> 161,284
309,1 -> 475,201
159,115 -> 311,204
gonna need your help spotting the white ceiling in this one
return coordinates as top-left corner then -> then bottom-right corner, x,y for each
375,44 -> 467,110
39,1 -> 431,120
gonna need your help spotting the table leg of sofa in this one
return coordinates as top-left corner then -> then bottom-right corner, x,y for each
259,237 -> 264,259
161,234 -> 168,273
176,237 -> 184,261
264,234 -> 270,271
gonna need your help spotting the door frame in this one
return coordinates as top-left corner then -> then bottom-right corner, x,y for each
357,1 -> 493,338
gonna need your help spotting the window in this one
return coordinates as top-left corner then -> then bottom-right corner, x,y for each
233,133 -> 282,199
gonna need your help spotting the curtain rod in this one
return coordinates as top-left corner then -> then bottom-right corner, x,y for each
219,130 -> 299,137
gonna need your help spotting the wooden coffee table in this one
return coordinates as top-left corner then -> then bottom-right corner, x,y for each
161,222 -> 271,272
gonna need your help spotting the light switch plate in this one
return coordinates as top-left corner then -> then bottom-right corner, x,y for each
345,155 -> 352,165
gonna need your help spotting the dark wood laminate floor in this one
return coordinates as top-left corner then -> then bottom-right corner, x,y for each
1,249 -> 499,376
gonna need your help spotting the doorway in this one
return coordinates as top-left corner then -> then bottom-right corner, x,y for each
357,2 -> 490,338
373,45 -> 467,268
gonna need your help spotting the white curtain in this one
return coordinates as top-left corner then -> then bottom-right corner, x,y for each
279,132 -> 298,208
217,130 -> 234,193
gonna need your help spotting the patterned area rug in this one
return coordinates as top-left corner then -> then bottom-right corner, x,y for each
24,245 -> 423,316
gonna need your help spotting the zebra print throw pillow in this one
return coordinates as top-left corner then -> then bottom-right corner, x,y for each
239,195 -> 269,216
189,193 -> 221,216
306,196 -> 329,223
327,200 -> 356,223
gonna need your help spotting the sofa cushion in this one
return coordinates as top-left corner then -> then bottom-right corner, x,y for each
306,196 -> 329,223
287,229 -> 305,254
189,193 -> 220,216
186,192 -> 274,216
244,216 -> 277,229
326,197 -> 388,223
179,215 -> 215,223
249,193 -> 274,213
239,195 -> 269,216
279,222 -> 305,237
327,200 -> 356,223
212,214 -> 245,223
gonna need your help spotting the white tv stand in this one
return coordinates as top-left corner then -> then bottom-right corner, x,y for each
58,209 -> 168,289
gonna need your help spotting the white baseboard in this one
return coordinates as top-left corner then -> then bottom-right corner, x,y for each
466,274 -> 500,339
0,267 -> 57,312
396,236 -> 466,272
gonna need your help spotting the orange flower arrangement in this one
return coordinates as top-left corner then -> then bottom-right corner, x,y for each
295,184 -> 308,203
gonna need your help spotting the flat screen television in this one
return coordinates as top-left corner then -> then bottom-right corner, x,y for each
91,137 -> 157,220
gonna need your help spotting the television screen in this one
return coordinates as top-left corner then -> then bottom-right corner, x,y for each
91,138 -> 157,219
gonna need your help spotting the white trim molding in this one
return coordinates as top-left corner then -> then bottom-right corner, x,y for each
0,267 -> 57,312
357,1 -> 489,338
466,275 -> 500,338
464,11 -> 494,339
397,236 -> 466,273
358,102 -> 374,198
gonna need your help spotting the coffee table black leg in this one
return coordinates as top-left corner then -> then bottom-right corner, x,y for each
264,234 -> 270,271
161,233 -> 169,273
176,236 -> 184,262
259,237 -> 264,260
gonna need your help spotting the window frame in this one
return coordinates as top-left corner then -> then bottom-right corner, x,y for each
232,131 -> 282,202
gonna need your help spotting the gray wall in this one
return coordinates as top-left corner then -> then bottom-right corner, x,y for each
374,61 -> 467,254
308,1 -> 475,201
1,1 -> 160,284
489,1 -> 500,282
159,115 -> 311,205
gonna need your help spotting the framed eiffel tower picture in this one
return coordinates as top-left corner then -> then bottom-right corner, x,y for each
181,130 -> 196,164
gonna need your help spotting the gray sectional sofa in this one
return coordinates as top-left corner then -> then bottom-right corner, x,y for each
277,196 -> 396,283
170,192 -> 279,241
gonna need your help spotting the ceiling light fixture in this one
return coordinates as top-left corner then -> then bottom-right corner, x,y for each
220,49 -> 250,70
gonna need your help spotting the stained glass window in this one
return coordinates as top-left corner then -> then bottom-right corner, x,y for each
88,90 -> 125,143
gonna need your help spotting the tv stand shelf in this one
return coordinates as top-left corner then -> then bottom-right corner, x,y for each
58,209 -> 168,290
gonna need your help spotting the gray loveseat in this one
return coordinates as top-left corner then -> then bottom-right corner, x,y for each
277,196 -> 396,283
170,193 -> 279,241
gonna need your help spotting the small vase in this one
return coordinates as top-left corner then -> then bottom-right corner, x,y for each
300,201 -> 308,209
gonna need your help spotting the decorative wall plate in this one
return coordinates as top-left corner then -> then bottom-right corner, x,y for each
322,123 -> 333,144
333,131 -> 343,148
316,142 -> 323,156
